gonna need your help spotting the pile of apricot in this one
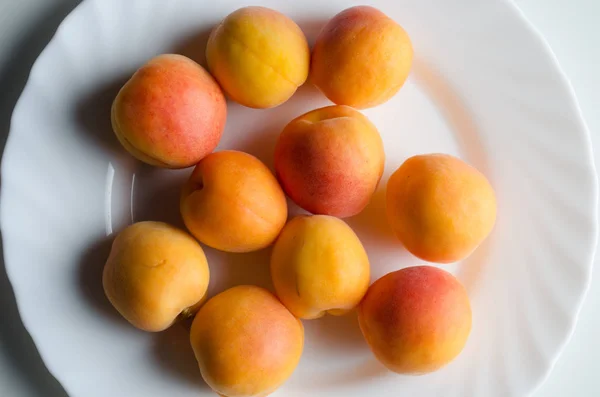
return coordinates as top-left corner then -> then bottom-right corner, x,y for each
103,5 -> 496,396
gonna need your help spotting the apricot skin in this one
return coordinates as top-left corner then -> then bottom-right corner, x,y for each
386,154 -> 497,263
311,6 -> 413,109
190,285 -> 304,397
274,105 -> 385,218
181,150 -> 288,253
111,54 -> 226,169
358,266 -> 472,374
270,215 -> 370,320
102,221 -> 210,332
206,6 -> 310,109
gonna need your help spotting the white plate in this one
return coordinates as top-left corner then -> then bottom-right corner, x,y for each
1,0 -> 597,396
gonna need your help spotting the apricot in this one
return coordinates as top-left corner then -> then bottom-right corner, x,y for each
271,215 -> 370,319
358,266 -> 472,374
386,154 -> 497,263
311,6 -> 413,109
111,54 -> 226,168
181,150 -> 287,253
191,285 -> 303,397
102,221 -> 209,332
206,6 -> 310,109
274,105 -> 385,218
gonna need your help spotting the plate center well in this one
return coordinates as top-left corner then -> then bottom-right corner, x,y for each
99,62 -> 487,389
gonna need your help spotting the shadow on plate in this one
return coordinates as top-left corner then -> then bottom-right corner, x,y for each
456,236 -> 492,294
305,310 -> 369,355
299,313 -> 389,391
225,83 -> 324,170
151,322 -> 210,391
204,246 -> 275,297
133,165 -> 190,229
173,25 -> 216,69
74,73 -> 130,154
232,113 -> 282,170
76,235 -> 130,328
295,18 -> 328,46
0,1 -> 83,396
346,185 -> 401,251
303,356 -> 390,390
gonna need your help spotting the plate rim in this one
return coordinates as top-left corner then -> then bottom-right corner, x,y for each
501,2 -> 599,396
1,0 -> 597,396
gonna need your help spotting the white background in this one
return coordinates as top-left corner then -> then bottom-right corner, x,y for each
0,0 -> 598,395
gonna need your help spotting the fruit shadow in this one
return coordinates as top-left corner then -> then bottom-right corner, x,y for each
346,185 -> 401,251
303,357 -> 390,391
132,165 -> 191,229
304,311 -> 368,355
173,25 -> 216,69
74,73 -> 131,156
298,311 -> 391,390
295,18 -> 328,46
204,246 -> 275,298
224,83 -> 325,170
229,117 -> 280,170
77,235 -> 130,328
151,322 -> 210,391
456,236 -> 492,294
